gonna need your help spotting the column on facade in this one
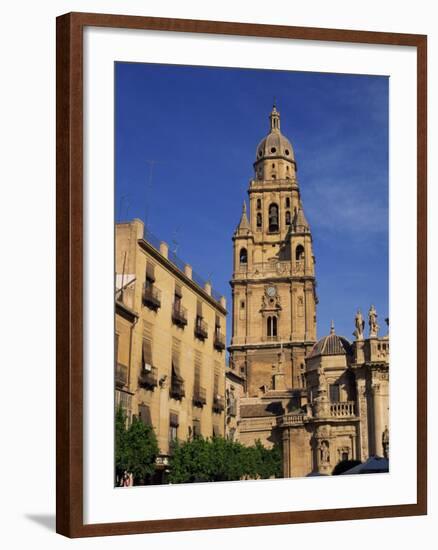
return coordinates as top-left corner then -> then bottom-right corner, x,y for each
282,429 -> 291,478
304,283 -> 313,341
245,288 -> 251,344
355,377 -> 369,462
290,284 -> 295,340
372,384 -> 384,457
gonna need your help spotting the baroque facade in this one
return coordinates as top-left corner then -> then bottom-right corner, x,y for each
229,106 -> 389,477
115,219 -> 227,477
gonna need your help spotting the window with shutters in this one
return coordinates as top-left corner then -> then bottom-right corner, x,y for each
115,332 -> 119,363
193,351 -> 206,407
192,418 -> 201,439
138,403 -> 152,426
145,260 -> 155,285
168,411 -> 179,450
170,338 -> 185,399
138,323 -> 157,389
214,315 -> 225,351
115,390 -> 132,425
142,260 -> 161,309
213,363 -> 224,413
172,283 -> 187,327
115,332 -> 128,388
194,300 -> 208,340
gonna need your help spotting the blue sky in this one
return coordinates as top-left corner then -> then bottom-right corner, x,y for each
115,62 -> 389,343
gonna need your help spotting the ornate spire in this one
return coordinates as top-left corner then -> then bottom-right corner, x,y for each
235,201 -> 251,233
293,206 -> 310,232
330,320 -> 335,334
269,104 -> 281,132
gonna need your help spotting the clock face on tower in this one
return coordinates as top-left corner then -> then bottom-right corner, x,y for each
266,285 -> 277,298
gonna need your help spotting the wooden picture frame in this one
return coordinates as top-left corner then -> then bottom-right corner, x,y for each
56,12 -> 427,538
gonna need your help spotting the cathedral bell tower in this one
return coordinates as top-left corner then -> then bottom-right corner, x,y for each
229,105 -> 317,397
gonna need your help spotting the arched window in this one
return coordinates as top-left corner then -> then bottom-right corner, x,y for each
256,199 -> 261,210
295,244 -> 305,261
285,197 -> 290,208
256,213 -> 262,228
285,211 -> 291,225
239,248 -> 248,264
267,316 -> 278,337
268,203 -> 279,232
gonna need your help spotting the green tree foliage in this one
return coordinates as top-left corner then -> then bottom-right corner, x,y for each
169,436 -> 282,484
115,407 -> 159,484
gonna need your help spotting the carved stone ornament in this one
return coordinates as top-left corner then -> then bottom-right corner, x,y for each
261,285 -> 281,312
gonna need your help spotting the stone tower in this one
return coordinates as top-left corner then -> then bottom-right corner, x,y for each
229,105 -> 317,397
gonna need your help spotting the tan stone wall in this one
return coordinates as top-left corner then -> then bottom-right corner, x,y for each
115,221 -> 227,457
286,425 -> 313,477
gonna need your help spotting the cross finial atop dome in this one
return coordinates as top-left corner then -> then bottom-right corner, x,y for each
269,103 -> 280,132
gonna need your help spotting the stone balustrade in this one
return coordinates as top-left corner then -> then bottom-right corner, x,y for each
329,401 -> 355,417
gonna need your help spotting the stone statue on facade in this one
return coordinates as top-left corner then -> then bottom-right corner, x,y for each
368,304 -> 379,337
353,309 -> 365,340
320,441 -> 330,463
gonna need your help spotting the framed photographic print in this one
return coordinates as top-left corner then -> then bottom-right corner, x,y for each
56,12 -> 427,538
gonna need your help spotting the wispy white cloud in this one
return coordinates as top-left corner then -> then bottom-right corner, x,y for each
304,176 -> 388,237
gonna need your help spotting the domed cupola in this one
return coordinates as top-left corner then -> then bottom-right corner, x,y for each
309,321 -> 353,358
254,105 -> 297,181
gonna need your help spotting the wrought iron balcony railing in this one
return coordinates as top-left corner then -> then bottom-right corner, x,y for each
192,386 -> 207,407
142,283 -> 161,310
138,364 -> 158,389
194,318 -> 208,340
214,331 -> 226,351
213,394 -> 225,413
115,363 -> 128,389
172,303 -> 188,327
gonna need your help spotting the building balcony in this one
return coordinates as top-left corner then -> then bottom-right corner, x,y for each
213,394 -> 225,413
330,401 -> 355,417
172,303 -> 188,327
194,318 -> 208,340
170,378 -> 185,400
115,363 -> 128,389
142,283 -> 161,310
214,331 -> 226,351
192,386 -> 207,407
277,413 -> 308,427
138,364 -> 158,389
